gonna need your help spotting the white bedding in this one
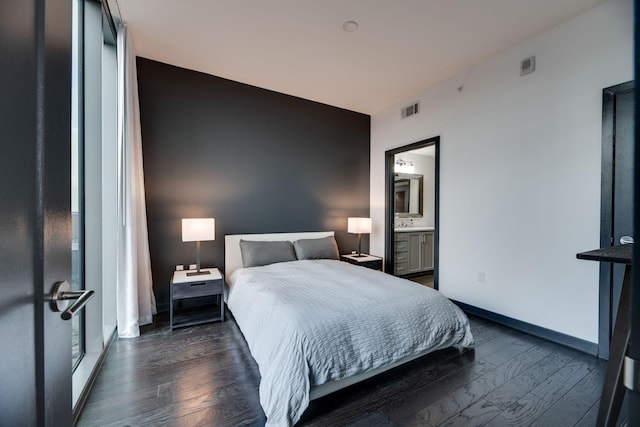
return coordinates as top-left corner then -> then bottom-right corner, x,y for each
227,259 -> 474,426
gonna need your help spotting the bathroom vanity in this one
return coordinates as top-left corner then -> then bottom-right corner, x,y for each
394,227 -> 434,276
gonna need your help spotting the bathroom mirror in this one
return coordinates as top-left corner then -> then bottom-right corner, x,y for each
394,173 -> 423,217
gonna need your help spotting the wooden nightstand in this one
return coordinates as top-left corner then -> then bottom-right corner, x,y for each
170,268 -> 224,330
341,254 -> 383,271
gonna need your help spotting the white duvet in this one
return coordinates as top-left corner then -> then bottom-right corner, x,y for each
227,259 -> 474,426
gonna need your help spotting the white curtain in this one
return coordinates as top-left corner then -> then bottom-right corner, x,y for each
116,25 -> 157,338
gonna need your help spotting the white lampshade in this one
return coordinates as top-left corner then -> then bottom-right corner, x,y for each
182,218 -> 215,242
348,217 -> 372,234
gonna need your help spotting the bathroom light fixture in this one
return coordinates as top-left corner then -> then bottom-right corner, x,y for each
348,217 -> 372,257
182,218 -> 215,276
395,159 -> 414,174
343,20 -> 358,32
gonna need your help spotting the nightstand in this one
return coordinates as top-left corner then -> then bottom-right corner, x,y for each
341,254 -> 383,271
170,268 -> 224,330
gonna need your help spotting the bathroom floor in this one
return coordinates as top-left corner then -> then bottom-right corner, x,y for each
409,273 -> 434,288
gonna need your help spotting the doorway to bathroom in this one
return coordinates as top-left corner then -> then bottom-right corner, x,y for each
385,136 -> 439,289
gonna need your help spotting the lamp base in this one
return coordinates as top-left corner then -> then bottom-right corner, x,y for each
352,254 -> 367,258
186,270 -> 211,277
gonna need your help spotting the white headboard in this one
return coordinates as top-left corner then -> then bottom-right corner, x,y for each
224,231 -> 335,281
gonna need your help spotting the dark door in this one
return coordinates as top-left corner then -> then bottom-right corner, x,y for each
0,0 -> 73,425
599,81 -> 634,359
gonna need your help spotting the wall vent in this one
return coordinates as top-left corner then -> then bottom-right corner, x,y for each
520,56 -> 536,76
401,102 -> 419,119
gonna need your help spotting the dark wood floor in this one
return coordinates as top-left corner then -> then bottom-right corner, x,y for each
77,311 -> 607,427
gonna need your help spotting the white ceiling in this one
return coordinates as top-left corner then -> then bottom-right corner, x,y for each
113,0 -> 606,115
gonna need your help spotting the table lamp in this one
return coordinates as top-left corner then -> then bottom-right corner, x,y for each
348,217 -> 372,257
182,218 -> 215,276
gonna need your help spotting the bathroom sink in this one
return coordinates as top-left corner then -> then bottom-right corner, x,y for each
394,226 -> 434,232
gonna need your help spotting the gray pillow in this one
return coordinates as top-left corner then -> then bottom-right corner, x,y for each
294,236 -> 339,260
239,240 -> 297,268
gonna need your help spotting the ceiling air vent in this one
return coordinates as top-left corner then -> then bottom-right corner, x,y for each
401,102 -> 419,119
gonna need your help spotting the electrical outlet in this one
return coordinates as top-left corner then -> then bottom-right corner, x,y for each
189,264 -> 197,270
477,272 -> 485,283
175,264 -> 184,271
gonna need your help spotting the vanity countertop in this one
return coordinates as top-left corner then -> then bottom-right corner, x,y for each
394,226 -> 435,232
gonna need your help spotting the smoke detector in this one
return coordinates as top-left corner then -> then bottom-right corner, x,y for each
343,20 -> 358,32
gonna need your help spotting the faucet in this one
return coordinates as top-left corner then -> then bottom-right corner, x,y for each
395,219 -> 412,228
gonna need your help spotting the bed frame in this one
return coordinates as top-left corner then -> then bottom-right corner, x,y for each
224,230 -> 436,400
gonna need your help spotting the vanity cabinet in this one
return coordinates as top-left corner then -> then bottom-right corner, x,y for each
394,230 -> 434,275
394,234 -> 410,275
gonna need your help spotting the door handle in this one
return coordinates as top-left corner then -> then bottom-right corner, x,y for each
48,281 -> 95,320
620,236 -> 634,244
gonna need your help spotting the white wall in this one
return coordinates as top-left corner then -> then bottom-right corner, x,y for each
370,0 -> 632,343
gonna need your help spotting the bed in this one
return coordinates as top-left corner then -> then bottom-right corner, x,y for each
224,231 -> 474,427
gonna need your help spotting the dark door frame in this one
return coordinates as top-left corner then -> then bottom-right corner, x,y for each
629,21 -> 640,422
385,136 -> 440,288
599,80 -> 634,359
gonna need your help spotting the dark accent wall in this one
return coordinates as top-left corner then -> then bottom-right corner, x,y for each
137,58 -> 371,309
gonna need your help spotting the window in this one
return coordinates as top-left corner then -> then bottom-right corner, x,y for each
71,0 -> 84,371
72,0 -> 118,414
